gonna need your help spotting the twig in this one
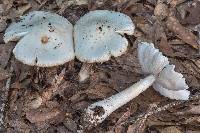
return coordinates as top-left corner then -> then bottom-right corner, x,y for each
0,66 -> 13,131
57,1 -> 72,15
38,0 -> 48,9
126,93 -> 200,125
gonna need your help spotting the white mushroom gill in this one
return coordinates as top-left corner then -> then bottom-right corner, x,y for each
74,10 -> 135,63
84,42 -> 190,127
4,11 -> 74,67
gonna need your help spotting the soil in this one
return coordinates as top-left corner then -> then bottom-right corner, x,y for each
92,106 -> 105,117
0,0 -> 200,133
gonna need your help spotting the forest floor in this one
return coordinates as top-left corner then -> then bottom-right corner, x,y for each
0,0 -> 200,132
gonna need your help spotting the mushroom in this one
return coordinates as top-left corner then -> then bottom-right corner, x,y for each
74,10 -> 135,81
83,42 -> 190,127
4,11 -> 74,67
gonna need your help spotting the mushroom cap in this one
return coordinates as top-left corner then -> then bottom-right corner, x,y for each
4,11 -> 73,43
74,10 -> 135,63
138,42 -> 169,75
13,24 -> 74,67
138,42 -> 190,100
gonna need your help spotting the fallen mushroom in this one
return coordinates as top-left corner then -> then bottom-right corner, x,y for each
83,42 -> 190,127
4,11 -> 74,67
74,10 -> 135,81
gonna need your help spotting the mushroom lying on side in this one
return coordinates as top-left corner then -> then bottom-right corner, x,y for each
74,10 -> 135,81
4,11 -> 74,67
83,42 -> 190,127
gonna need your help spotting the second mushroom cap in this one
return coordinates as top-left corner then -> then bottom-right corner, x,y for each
74,10 -> 135,63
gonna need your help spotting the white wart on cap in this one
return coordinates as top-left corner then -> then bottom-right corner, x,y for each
13,25 -> 74,67
74,10 -> 135,63
4,11 -> 72,43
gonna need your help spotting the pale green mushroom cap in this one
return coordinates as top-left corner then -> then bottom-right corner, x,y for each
74,10 -> 135,63
4,11 -> 74,67
4,11 -> 72,43
13,25 -> 74,67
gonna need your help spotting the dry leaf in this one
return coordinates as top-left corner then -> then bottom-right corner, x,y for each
175,104 -> 200,115
169,0 -> 187,8
157,126 -> 182,133
16,3 -> 31,16
85,84 -> 115,99
0,17 -> 7,32
166,15 -> 199,49
181,1 -> 200,25
186,130 -> 200,133
0,4 -> 6,14
2,0 -> 13,11
63,118 -> 78,133
26,108 -> 60,123
154,2 -> 168,20
0,68 -> 10,81
115,109 -> 131,126
158,36 -> 174,56
113,109 -> 131,133
151,20 -> 174,56
0,43 -> 14,68
127,119 -> 146,133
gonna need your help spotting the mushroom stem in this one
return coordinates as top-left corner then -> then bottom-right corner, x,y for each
79,63 -> 92,82
84,75 -> 156,126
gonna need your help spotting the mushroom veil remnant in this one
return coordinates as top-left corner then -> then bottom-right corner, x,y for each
4,11 -> 74,67
74,10 -> 135,81
84,42 -> 190,127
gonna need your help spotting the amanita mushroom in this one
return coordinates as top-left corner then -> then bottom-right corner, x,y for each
74,10 -> 135,81
84,42 -> 190,127
4,11 -> 74,67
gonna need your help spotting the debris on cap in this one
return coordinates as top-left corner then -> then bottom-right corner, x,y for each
13,24 -> 74,67
4,11 -> 72,43
74,10 -> 135,63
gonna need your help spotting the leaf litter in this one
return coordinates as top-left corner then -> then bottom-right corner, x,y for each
0,0 -> 200,132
